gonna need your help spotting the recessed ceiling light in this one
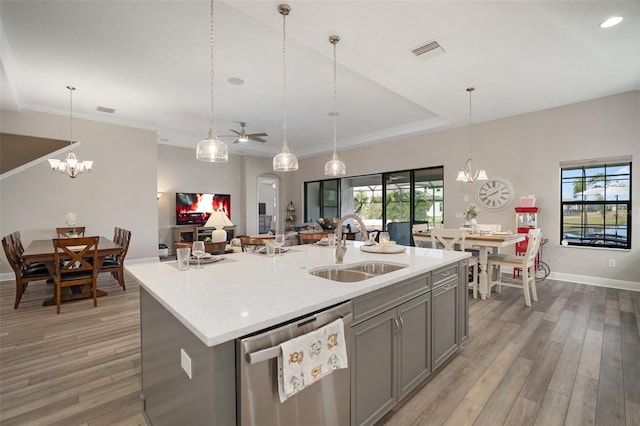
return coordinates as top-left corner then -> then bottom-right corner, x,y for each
228,77 -> 244,85
600,16 -> 623,28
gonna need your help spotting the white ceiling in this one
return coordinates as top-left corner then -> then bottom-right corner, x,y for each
1,1 -> 638,159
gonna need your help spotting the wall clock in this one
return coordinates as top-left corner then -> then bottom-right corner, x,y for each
475,177 -> 515,211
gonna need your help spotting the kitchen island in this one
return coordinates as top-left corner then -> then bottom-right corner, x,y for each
126,242 -> 470,426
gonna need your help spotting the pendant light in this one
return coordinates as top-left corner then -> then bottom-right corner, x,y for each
324,35 -> 346,177
196,0 -> 228,162
456,87 -> 488,183
47,86 -> 94,178
273,3 -> 298,172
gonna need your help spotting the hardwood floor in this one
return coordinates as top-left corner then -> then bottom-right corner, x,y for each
0,274 -> 144,425
1,274 -> 639,425
381,278 -> 640,426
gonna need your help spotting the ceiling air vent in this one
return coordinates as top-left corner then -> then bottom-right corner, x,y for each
411,40 -> 444,57
96,106 -> 115,114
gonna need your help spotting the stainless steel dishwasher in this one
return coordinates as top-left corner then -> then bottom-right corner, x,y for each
237,301 -> 352,426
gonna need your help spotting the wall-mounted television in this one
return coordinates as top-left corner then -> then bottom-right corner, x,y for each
175,193 -> 231,226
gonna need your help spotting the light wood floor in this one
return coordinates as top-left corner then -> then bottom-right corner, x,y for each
1,274 -> 639,425
381,278 -> 640,426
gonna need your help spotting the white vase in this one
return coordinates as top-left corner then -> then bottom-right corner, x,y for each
470,218 -> 478,234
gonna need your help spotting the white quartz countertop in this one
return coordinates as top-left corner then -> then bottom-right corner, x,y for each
126,242 -> 470,347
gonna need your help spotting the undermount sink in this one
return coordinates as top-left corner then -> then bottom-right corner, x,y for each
310,262 -> 408,283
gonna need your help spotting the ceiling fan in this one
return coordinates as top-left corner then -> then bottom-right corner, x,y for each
223,122 -> 268,144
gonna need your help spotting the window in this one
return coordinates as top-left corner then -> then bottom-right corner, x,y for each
304,166 -> 444,239
304,179 -> 340,223
560,158 -> 631,249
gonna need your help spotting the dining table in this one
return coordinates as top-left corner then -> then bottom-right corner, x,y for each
413,231 -> 525,299
21,236 -> 122,306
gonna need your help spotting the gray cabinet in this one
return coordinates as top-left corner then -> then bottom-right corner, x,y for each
351,308 -> 398,426
351,291 -> 431,426
351,260 -> 468,426
432,279 -> 458,370
398,292 -> 431,400
458,260 -> 469,346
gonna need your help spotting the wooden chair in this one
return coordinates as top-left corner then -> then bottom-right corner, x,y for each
52,236 -> 99,314
56,226 -> 86,238
412,223 -> 429,247
2,234 -> 51,308
299,232 -> 327,245
240,236 -> 267,252
430,228 -> 480,298
99,228 -> 131,290
205,241 -> 226,254
487,228 -> 542,307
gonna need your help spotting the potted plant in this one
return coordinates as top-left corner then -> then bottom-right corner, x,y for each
464,204 -> 479,227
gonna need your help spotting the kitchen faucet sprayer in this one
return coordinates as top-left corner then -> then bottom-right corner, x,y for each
335,214 -> 368,264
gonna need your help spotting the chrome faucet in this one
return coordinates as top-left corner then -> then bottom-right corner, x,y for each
335,214 -> 369,264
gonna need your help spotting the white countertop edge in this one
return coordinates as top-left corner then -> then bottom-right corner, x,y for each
127,244 -> 470,347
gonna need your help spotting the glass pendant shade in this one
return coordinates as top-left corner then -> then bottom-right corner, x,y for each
196,0 -> 228,163
196,131 -> 228,162
324,153 -> 346,176
324,35 -> 345,177
273,145 -> 298,172
273,4 -> 298,172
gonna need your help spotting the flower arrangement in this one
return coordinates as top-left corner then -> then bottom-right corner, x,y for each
64,212 -> 77,227
464,204 -> 479,220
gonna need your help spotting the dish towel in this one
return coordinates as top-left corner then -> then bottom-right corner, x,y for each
278,318 -> 348,403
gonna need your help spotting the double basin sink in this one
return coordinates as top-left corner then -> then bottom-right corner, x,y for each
310,262 -> 407,283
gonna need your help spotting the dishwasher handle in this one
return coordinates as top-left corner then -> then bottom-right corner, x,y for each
246,312 -> 352,365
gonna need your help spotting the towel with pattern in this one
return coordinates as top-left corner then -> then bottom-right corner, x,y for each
277,318 -> 347,402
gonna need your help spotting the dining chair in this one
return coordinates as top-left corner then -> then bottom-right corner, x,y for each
56,226 -> 86,238
99,228 -> 131,290
487,228 -> 542,307
205,241 -> 226,254
430,228 -> 480,298
52,236 -> 100,314
387,222 -> 412,246
476,223 -> 502,233
240,236 -> 266,252
412,223 -> 430,247
299,233 -> 325,245
2,234 -> 51,309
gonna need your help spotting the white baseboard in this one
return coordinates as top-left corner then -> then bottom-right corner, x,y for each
0,256 -> 160,282
548,272 -> 639,292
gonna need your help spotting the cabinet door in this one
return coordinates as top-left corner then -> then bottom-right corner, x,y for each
397,292 -> 431,400
351,309 -> 398,426
432,281 -> 458,370
458,260 -> 469,346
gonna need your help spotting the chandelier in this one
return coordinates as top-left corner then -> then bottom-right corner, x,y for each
273,3 -> 298,172
196,0 -> 228,162
456,87 -> 487,183
47,86 -> 93,178
324,35 -> 346,177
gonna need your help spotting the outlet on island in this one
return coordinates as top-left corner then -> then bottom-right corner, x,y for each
181,348 -> 192,379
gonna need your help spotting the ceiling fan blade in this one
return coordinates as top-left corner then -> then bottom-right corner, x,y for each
230,129 -> 241,136
232,138 -> 241,144
247,132 -> 268,138
249,136 -> 267,143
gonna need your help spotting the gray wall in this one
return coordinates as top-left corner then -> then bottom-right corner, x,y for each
287,91 -> 640,286
1,109 -> 159,267
2,91 -> 638,287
